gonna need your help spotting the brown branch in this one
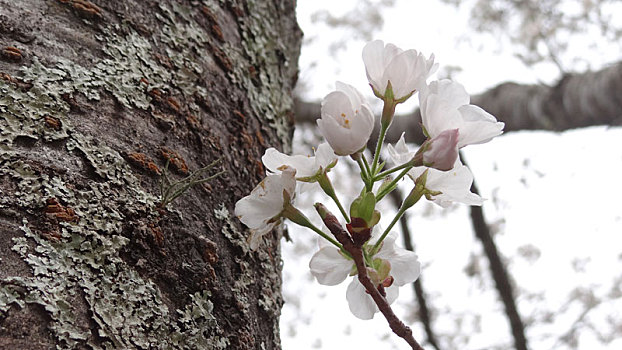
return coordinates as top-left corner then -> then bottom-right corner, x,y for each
460,153 -> 528,350
315,203 -> 424,350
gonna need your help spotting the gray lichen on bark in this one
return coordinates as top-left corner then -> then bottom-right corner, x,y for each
0,0 -> 301,349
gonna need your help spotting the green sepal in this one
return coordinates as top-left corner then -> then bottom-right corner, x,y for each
349,263 -> 358,276
376,161 -> 386,174
366,267 -> 381,286
395,89 -> 415,104
403,186 -> 423,210
282,188 -> 293,204
415,168 -> 429,187
317,172 -> 336,197
281,202 -> 312,228
368,210 -> 381,228
420,123 -> 430,138
296,159 -> 337,183
377,176 -> 397,197
371,84 -> 384,100
350,192 -> 376,225
372,258 -> 392,281
383,80 -> 395,101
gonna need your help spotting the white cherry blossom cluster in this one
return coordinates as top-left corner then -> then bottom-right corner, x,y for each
235,40 -> 504,342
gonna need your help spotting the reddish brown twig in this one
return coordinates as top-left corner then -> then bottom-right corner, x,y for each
315,203 -> 425,350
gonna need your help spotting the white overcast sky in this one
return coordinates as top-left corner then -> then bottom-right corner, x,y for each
281,1 -> 622,349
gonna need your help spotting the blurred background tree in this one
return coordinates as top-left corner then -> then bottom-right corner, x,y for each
288,1 -> 622,349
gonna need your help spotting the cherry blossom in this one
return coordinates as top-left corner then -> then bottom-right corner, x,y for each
234,167 -> 297,250
309,230 -> 420,320
317,82 -> 375,156
387,135 -> 483,207
262,143 -> 337,181
233,39 -> 506,347
362,40 -> 437,101
420,79 -> 505,148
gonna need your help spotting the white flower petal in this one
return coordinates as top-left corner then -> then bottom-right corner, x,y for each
375,233 -> 421,287
406,166 -> 427,183
386,133 -> 415,165
346,278 -> 378,320
314,143 -> 338,170
322,90 -> 354,124
362,40 -> 388,92
280,166 -> 297,198
422,94 -> 463,138
425,165 -> 483,207
234,192 -> 280,228
420,79 -> 504,148
336,81 -> 365,108
384,50 -> 417,98
248,221 -> 278,250
456,105 -> 505,147
262,143 -> 337,179
363,41 -> 435,100
318,82 -> 375,156
234,167 -> 297,250
430,79 -> 470,108
385,285 -> 399,305
309,246 -> 353,286
262,148 -> 315,177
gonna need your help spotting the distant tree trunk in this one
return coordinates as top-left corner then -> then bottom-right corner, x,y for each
0,1 -> 301,349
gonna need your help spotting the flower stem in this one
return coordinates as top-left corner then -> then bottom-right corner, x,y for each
374,161 -> 412,181
375,166 -> 412,202
318,173 -> 351,223
355,156 -> 373,192
372,184 -> 424,255
371,122 -> 388,176
371,100 -> 397,175
362,153 -> 372,178
332,197 -> 350,224
308,224 -> 344,251
283,203 -> 344,250
372,205 -> 407,255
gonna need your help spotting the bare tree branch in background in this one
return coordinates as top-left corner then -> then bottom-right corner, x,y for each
461,153 -> 528,350
389,188 -> 442,350
296,60 -> 622,145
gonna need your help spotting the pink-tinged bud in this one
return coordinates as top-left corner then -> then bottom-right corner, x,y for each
422,128 -> 459,171
381,276 -> 394,288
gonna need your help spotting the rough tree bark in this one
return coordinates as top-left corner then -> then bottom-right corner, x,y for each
0,0 -> 301,349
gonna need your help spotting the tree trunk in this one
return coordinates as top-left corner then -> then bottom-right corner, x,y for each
0,0 -> 301,349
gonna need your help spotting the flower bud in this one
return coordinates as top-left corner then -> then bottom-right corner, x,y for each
412,129 -> 459,171
422,128 -> 459,171
347,193 -> 382,245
